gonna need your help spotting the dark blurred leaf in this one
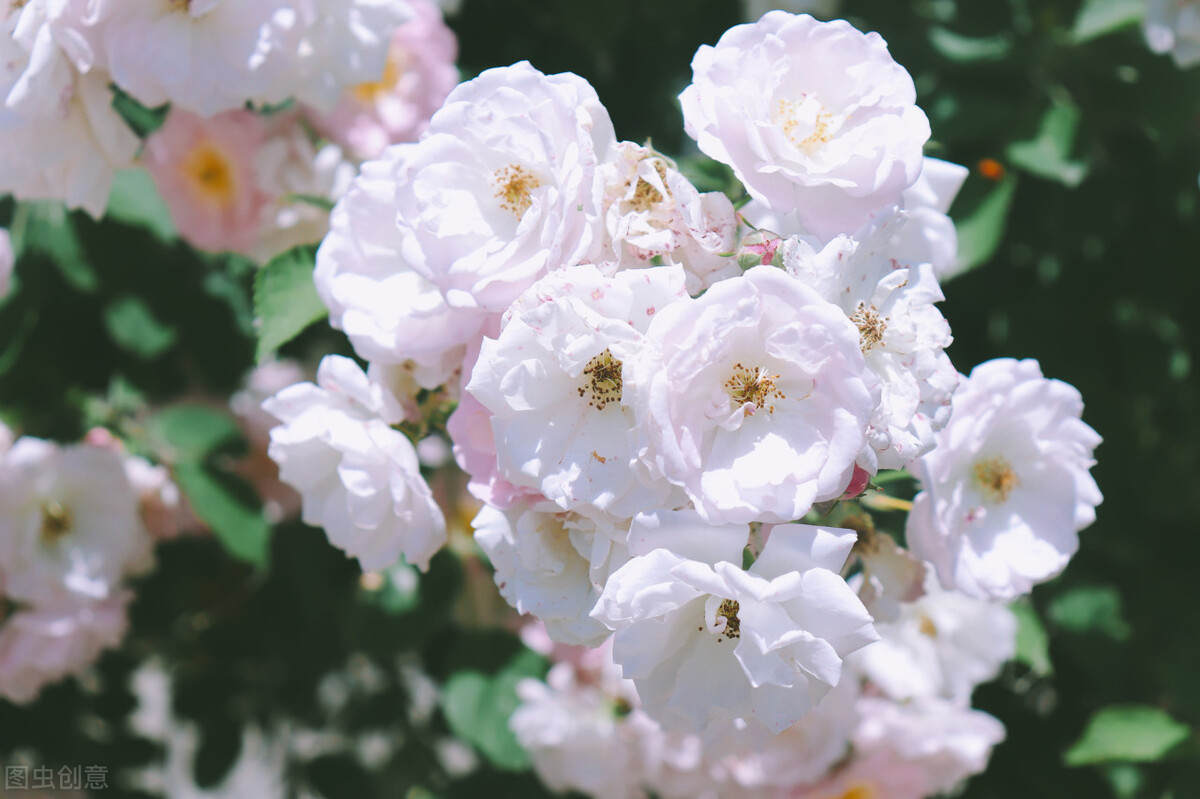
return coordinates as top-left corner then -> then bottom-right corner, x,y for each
1006,99 -> 1089,187
147,404 -> 243,463
110,84 -> 168,138
1072,0 -> 1144,43
105,169 -> 177,242
103,296 -> 178,359
1065,706 -> 1191,766
174,462 -> 271,566
192,715 -> 243,789
441,649 -> 547,771
9,201 -> 93,292
1047,585 -> 1132,641
254,244 -> 326,363
1013,601 -> 1054,676
307,753 -> 372,798
953,176 -> 1016,272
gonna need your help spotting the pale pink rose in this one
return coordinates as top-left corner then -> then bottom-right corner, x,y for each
0,592 -> 131,704
142,108 -> 272,255
311,0 -> 459,160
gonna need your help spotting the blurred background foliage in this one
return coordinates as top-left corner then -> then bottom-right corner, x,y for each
0,0 -> 1198,797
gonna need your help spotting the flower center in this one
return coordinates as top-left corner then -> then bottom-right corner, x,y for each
701,598 -> 742,642
836,785 -> 878,799
40,499 -> 73,546
918,613 -> 938,638
850,302 -> 887,353
725,362 -> 785,415
716,599 -> 741,639
168,0 -> 191,12
181,143 -> 237,207
628,160 -> 669,212
352,48 -> 406,103
577,349 -> 623,410
492,164 -> 541,219
973,456 -> 1019,503
776,95 -> 836,152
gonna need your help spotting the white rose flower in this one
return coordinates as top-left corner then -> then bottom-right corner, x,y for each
598,142 -> 739,295
853,695 -> 1006,795
314,143 -> 471,382
894,157 -> 970,280
391,61 -> 616,310
0,5 -> 138,217
712,675 -> 859,790
260,0 -> 413,113
849,576 -> 1016,702
1145,0 -> 1200,68
252,122 -> 357,263
680,12 -> 930,239
467,264 -> 688,517
628,265 -> 877,524
511,642 -> 669,799
0,592 -> 132,704
851,528 -> 926,623
315,62 -> 616,380
263,355 -> 446,571
0,438 -> 152,604
472,504 -> 617,647
780,215 -> 957,472
593,512 -> 877,734
99,0 -> 284,115
906,358 -> 1103,600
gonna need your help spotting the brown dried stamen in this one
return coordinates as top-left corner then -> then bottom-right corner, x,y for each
724,362 -> 785,415
973,456 -> 1019,504
850,302 -> 887,353
40,499 -> 73,545
577,349 -> 623,410
493,164 -> 541,218
716,599 -> 741,640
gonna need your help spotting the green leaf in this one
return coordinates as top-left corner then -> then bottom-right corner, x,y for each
1047,585 -> 1132,641
1065,706 -> 1191,766
147,405 -> 244,463
1005,99 -> 1089,187
105,169 -> 177,242
253,244 -> 327,363
103,296 -> 178,359
953,177 -> 1017,273
441,649 -> 547,771
9,201 -> 94,292
1072,0 -> 1144,43
1012,601 -> 1054,676
173,462 -> 271,566
110,84 -> 168,138
928,27 -> 1013,62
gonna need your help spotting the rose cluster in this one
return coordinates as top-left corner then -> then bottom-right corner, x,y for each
262,11 -> 1102,797
0,424 -> 184,703
0,0 -> 457,261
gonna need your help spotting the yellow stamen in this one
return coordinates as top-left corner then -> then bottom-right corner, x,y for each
492,164 -> 541,219
973,456 -> 1019,503
181,143 -> 237,207
724,362 -> 785,415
